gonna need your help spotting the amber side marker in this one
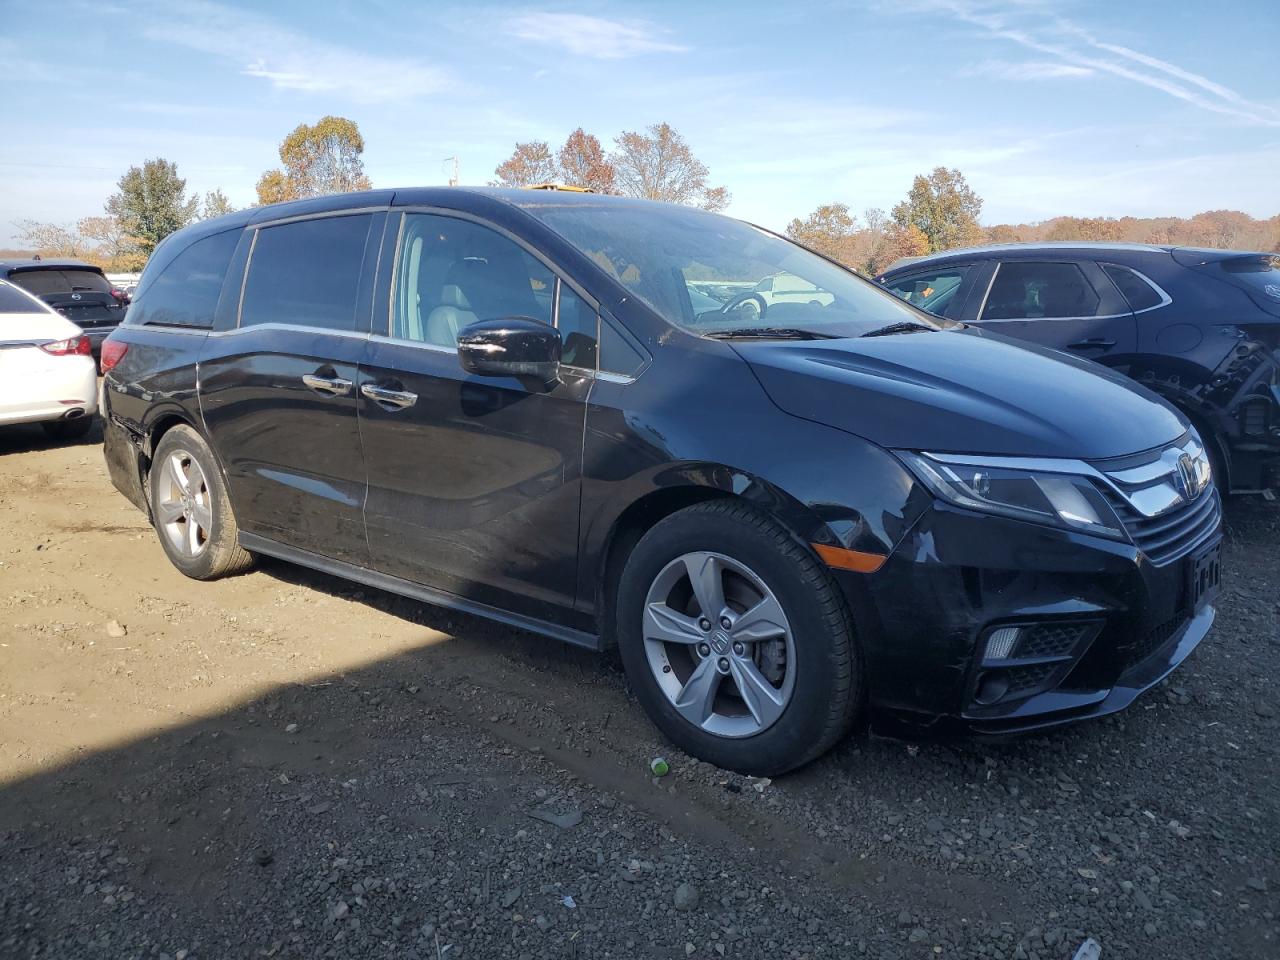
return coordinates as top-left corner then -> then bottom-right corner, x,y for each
812,543 -> 887,573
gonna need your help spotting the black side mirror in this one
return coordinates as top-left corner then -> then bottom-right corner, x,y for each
457,316 -> 561,384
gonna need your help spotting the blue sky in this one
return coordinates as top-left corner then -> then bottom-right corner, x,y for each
3,0 -> 1278,246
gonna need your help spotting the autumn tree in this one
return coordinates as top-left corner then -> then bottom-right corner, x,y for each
1045,216 -> 1125,242
558,128 -> 615,193
491,140 -> 560,188
786,202 -> 860,264
202,189 -> 235,219
891,167 -> 984,253
870,224 -> 930,274
78,215 -> 143,271
14,220 -> 95,260
105,158 -> 200,259
611,123 -> 729,211
256,116 -> 372,205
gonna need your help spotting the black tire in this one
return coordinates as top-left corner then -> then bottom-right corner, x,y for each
149,424 -> 254,580
616,500 -> 860,776
42,416 -> 93,441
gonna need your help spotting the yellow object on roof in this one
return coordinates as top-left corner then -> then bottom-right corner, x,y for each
522,183 -> 594,193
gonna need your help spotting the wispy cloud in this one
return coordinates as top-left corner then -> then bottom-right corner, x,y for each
898,0 -> 1280,126
137,0 -> 453,103
965,59 -> 1095,81
505,12 -> 687,59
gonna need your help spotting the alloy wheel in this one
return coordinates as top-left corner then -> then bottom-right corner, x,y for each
154,450 -> 213,557
642,551 -> 796,738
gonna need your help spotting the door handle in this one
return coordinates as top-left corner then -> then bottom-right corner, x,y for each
361,383 -> 418,410
302,373 -> 353,396
1067,338 -> 1116,350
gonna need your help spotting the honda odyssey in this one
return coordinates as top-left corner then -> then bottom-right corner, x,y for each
100,188 -> 1222,775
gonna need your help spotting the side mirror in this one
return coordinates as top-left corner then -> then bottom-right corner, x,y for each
457,316 -> 561,383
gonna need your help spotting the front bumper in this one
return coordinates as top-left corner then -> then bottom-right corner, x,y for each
839,498 -> 1221,736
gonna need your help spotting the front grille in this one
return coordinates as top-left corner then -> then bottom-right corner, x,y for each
1101,487 -> 1221,567
1120,613 -> 1188,669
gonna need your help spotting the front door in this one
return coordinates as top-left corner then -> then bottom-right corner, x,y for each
970,259 -> 1137,369
199,211 -> 383,565
358,212 -> 596,623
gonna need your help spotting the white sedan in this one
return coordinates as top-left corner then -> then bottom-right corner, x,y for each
0,279 -> 97,440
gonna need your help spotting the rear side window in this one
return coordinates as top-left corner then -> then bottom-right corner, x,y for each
1102,264 -> 1164,312
0,282 -> 46,314
982,262 -> 1101,320
885,267 -> 968,317
241,215 -> 372,332
126,230 -> 239,328
8,268 -> 111,297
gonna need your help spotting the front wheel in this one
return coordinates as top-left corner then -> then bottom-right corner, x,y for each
149,424 -> 254,580
616,500 -> 861,776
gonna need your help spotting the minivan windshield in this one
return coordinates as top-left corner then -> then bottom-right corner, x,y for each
523,200 -> 947,339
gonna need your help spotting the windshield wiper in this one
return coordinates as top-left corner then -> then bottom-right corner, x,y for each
859,320 -> 938,338
704,327 -> 836,341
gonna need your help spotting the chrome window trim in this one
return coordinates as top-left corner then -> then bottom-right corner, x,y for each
974,262 -> 998,319
208,322 -> 371,341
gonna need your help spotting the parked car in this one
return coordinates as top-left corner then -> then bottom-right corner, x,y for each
877,243 -> 1280,493
101,190 -> 1220,775
0,259 -> 129,357
0,279 -> 97,440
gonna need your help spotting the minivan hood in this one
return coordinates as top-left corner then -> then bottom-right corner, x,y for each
733,327 -> 1187,459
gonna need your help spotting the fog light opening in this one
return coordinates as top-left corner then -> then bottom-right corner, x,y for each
984,626 -> 1020,662
974,671 -> 1011,706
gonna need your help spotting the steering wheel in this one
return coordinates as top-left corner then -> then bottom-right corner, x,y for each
720,291 -> 767,323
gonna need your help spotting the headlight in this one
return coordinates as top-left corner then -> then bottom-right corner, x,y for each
897,451 -> 1126,539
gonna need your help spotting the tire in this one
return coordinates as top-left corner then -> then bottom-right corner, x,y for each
149,424 -> 254,580
42,416 -> 93,441
616,500 -> 860,776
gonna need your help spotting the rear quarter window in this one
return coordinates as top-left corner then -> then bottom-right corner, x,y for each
126,229 -> 241,329
1102,264 -> 1165,312
0,282 -> 47,314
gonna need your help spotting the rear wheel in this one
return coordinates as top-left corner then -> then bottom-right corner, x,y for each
617,500 -> 860,776
149,424 -> 254,580
41,416 -> 93,441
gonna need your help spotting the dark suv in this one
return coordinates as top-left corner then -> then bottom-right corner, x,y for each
877,244 -> 1280,492
0,259 -> 129,355
100,191 -> 1221,774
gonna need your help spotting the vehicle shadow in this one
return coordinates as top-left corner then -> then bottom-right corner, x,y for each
0,418 -> 103,458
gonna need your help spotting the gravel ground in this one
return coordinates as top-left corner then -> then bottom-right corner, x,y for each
0,422 -> 1276,960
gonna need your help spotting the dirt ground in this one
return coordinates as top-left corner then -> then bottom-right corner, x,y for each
0,420 -> 1277,960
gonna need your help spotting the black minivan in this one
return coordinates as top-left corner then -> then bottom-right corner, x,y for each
100,189 -> 1221,774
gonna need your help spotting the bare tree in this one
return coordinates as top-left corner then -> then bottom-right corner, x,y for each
14,220 -> 95,259
78,215 -> 142,270
611,123 -> 729,211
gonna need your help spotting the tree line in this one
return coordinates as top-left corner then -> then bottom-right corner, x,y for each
787,167 -> 1280,275
12,114 -> 1278,275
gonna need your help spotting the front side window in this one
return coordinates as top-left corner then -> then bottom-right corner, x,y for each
885,267 -> 969,317
126,230 -> 239,328
240,214 -> 372,332
520,200 -> 942,339
391,213 -> 555,347
557,282 -> 598,369
982,261 -> 1101,320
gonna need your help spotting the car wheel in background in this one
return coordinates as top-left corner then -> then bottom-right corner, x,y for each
617,499 -> 861,776
149,424 -> 254,580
